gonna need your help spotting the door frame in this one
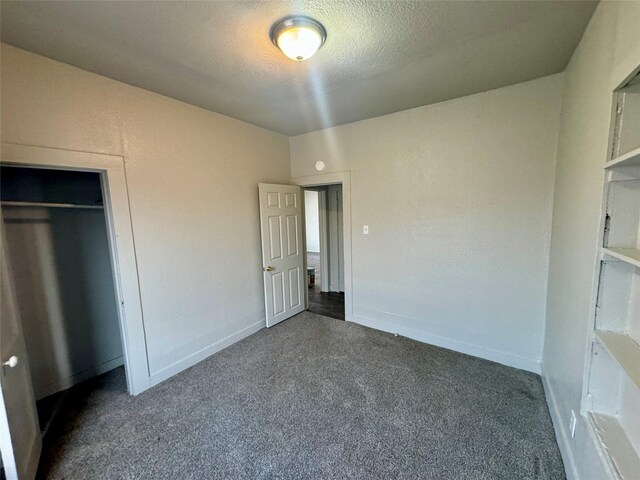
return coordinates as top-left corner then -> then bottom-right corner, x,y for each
318,189 -> 329,292
302,188 -> 329,292
293,171 -> 353,322
1,143 -> 150,395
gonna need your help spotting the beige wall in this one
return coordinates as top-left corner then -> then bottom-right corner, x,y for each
1,44 -> 291,382
542,2 -> 640,479
291,74 -> 563,372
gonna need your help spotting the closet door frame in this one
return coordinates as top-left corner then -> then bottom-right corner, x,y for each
1,143 -> 150,395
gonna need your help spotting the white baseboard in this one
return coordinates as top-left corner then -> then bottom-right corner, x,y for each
349,310 -> 541,373
541,371 -> 580,480
541,369 -> 612,480
35,356 -> 124,400
148,319 -> 265,387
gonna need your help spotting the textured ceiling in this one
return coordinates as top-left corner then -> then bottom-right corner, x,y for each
1,1 -> 597,135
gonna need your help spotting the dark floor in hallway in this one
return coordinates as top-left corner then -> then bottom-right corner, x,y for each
307,251 -> 345,320
308,285 -> 344,320
36,312 -> 565,480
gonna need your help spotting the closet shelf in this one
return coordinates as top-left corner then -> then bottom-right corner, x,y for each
1,201 -> 103,210
594,330 -> 640,389
602,247 -> 640,269
606,146 -> 640,169
587,412 -> 640,480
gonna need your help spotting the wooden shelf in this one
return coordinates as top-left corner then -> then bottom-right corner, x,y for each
587,412 -> 640,480
602,247 -> 640,269
595,330 -> 640,389
1,201 -> 103,210
606,146 -> 640,169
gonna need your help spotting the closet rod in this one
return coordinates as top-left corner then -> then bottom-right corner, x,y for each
1,201 -> 103,210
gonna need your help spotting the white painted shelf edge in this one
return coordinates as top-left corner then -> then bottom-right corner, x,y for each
594,330 -> 640,390
606,146 -> 640,169
602,247 -> 640,269
586,412 -> 640,480
0,200 -> 103,210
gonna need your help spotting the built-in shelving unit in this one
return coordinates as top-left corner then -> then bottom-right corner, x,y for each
584,70 -> 640,480
605,146 -> 640,169
604,147 -> 640,169
0,200 -> 103,210
594,330 -> 640,389
587,412 -> 640,480
602,247 -> 640,268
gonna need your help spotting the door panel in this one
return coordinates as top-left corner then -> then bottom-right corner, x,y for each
285,215 -> 298,256
268,216 -> 282,260
259,184 -> 305,327
272,271 -> 285,316
289,267 -> 301,308
0,218 -> 42,480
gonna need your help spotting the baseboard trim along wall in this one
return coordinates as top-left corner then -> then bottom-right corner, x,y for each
541,369 -> 610,480
37,356 -> 124,400
148,320 -> 265,387
541,373 -> 580,480
350,310 -> 542,373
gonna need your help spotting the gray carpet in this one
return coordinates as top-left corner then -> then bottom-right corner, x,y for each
38,312 -> 565,479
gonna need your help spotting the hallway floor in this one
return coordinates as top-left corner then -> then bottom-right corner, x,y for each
307,251 -> 345,320
308,285 -> 344,320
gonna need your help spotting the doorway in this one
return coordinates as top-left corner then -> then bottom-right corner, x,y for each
1,144 -> 148,478
1,166 -> 127,435
304,186 -> 345,320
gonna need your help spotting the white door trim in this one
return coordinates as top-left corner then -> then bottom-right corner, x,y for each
1,142 -> 150,395
292,172 -> 353,322
318,189 -> 329,292
302,188 -> 329,292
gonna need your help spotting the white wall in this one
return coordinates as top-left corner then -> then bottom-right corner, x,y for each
3,206 -> 122,400
304,190 -> 320,252
1,44 -> 290,385
291,74 -> 563,372
541,2 -> 640,479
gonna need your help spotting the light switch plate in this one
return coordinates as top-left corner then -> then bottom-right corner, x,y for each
363,225 -> 369,234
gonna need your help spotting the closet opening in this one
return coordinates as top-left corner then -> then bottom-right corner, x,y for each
1,165 -> 127,437
304,186 -> 345,320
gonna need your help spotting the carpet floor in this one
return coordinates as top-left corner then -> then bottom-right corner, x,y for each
37,312 -> 565,479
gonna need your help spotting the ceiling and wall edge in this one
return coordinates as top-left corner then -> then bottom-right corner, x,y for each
0,1 -> 597,135
2,40 -> 570,145
0,43 -> 291,142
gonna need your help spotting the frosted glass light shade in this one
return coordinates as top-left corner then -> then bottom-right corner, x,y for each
271,17 -> 326,62
277,26 -> 323,61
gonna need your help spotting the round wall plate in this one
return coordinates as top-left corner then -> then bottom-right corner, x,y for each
315,160 -> 325,171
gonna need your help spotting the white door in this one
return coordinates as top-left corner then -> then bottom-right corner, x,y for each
258,183 -> 306,327
0,219 -> 41,480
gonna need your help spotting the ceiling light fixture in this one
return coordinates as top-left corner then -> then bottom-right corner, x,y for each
270,16 -> 326,62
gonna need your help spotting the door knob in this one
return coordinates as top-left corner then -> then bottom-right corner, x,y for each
264,266 -> 275,272
2,356 -> 18,368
